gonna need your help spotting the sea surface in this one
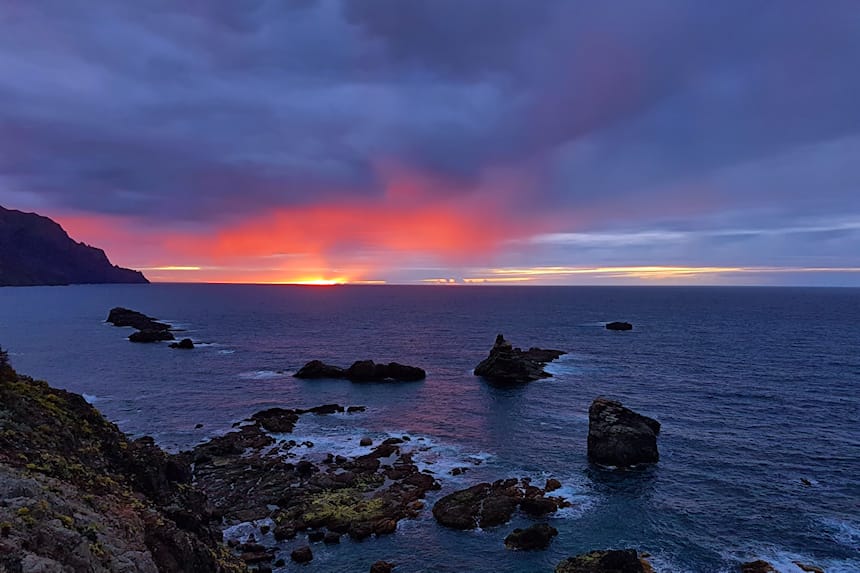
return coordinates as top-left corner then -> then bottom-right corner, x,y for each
1,284 -> 858,573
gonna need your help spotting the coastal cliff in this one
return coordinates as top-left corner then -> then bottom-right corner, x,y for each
0,206 -> 148,286
0,350 -> 244,573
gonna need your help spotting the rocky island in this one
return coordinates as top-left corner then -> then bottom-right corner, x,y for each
0,206 -> 148,286
474,334 -> 566,384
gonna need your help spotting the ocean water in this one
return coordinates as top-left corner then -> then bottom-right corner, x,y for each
1,284 -> 858,573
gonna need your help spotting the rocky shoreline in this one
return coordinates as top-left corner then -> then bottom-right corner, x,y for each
0,339 -> 817,573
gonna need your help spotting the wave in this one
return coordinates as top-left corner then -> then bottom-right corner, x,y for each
82,393 -> 98,404
237,370 -> 290,380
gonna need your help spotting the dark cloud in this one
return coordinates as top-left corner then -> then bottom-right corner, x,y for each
0,0 -> 858,276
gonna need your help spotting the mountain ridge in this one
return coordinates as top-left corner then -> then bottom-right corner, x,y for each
0,205 -> 148,286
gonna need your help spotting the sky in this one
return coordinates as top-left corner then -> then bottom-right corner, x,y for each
1,1 -> 860,285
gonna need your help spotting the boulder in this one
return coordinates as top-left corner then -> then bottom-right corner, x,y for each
555,550 -> 648,573
370,561 -> 395,573
360,437 -> 373,447
504,523 -> 558,550
606,321 -> 633,331
474,334 -> 565,384
294,360 -> 346,379
291,546 -> 313,564
129,329 -> 175,343
587,398 -> 660,467
169,338 -> 194,349
740,561 -> 776,573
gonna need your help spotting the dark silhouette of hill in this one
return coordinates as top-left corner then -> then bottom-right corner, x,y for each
0,205 -> 148,286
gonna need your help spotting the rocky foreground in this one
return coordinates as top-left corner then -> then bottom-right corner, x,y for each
0,353 -> 244,572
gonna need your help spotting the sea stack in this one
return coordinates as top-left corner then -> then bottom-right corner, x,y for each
587,397 -> 660,467
473,334 -> 565,384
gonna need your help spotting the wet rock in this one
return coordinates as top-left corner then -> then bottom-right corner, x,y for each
504,523 -> 558,550
360,437 -> 373,446
273,526 -> 296,541
347,406 -> 366,413
740,561 -> 776,573
520,496 -> 559,516
588,397 -> 660,467
307,530 -> 325,543
294,360 -> 346,379
555,549 -> 648,573
606,321 -> 633,331
169,338 -> 195,349
323,531 -> 341,544
291,546 -> 313,564
451,467 -> 468,476
129,329 -> 175,343
433,478 -> 563,530
250,408 -> 301,433
370,561 -> 396,573
474,334 -> 565,384
545,478 -> 562,492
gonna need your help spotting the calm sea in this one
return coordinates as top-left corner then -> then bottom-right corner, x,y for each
1,284 -> 858,572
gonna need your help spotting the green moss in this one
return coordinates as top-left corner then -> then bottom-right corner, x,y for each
301,489 -> 387,524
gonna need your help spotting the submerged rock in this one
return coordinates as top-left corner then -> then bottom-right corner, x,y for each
474,334 -> 565,384
169,338 -> 195,349
291,546 -> 313,563
294,359 -> 426,382
606,321 -> 633,331
504,523 -> 558,550
555,549 -> 650,573
587,397 -> 660,467
432,478 -> 566,530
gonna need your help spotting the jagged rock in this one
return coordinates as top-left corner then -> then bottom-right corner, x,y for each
169,338 -> 194,349
545,478 -> 562,492
740,561 -> 776,573
291,546 -> 313,563
555,550 -> 648,573
370,561 -> 396,573
474,334 -> 565,384
505,523 -> 558,550
129,329 -> 175,343
432,478 -> 563,530
793,562 -> 824,573
606,321 -> 633,331
588,397 -> 660,467
0,362 -> 245,573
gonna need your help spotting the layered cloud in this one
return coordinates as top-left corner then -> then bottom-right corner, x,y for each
1,1 -> 859,283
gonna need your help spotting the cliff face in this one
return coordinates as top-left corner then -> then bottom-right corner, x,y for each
0,206 -> 148,286
0,352 -> 245,573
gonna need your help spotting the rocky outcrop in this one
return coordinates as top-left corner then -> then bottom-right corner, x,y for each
370,561 -> 395,573
0,205 -> 148,286
169,338 -> 194,349
0,357 -> 246,573
504,523 -> 558,550
108,307 -> 176,343
474,334 -> 565,384
606,321 -> 633,331
555,550 -> 651,573
588,398 -> 660,467
295,359 -> 426,382
432,478 -> 569,530
188,403 -> 441,551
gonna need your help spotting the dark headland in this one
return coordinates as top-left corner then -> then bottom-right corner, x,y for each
0,205 -> 148,286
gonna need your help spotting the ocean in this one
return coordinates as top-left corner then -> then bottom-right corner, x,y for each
1,284 -> 858,572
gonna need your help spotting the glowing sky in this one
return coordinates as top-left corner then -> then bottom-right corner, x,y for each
1,1 -> 859,285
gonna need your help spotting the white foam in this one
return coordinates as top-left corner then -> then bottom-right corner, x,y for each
222,517 -> 275,544
238,370 -> 290,380
82,393 -> 98,404
820,516 -> 860,550
543,353 -> 587,377
217,349 -> 235,354
723,546 -> 859,573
